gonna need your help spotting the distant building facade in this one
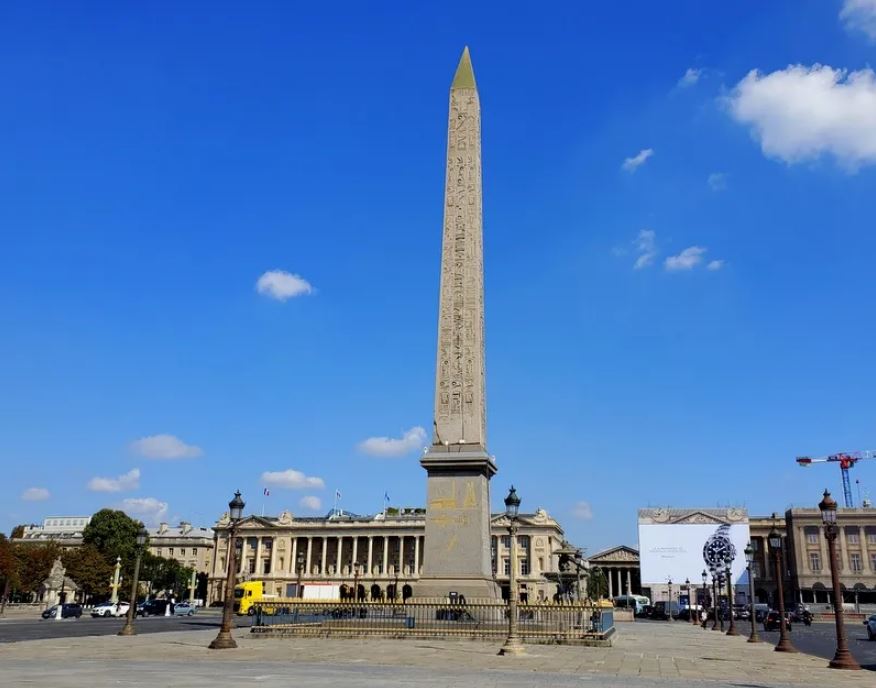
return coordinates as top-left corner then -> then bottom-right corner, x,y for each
208,507 -> 565,604
14,516 -> 92,550
147,522 -> 214,574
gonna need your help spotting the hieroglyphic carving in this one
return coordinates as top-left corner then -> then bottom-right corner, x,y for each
433,79 -> 487,449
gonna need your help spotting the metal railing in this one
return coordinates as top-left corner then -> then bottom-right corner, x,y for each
251,599 -> 614,643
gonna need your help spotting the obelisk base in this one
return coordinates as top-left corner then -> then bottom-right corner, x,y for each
416,447 -> 500,601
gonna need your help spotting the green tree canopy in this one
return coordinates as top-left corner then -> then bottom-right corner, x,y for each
139,553 -> 194,599
62,544 -> 114,600
82,509 -> 145,567
13,541 -> 61,594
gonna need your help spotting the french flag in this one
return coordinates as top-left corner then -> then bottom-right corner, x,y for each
263,488 -> 270,497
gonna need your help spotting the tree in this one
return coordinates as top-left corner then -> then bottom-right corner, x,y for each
588,568 -> 608,600
9,525 -> 25,539
13,541 -> 61,598
139,553 -> 193,599
82,509 -> 145,572
62,545 -> 114,602
0,535 -> 20,613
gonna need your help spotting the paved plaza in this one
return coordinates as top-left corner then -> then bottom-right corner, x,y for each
0,621 -> 871,687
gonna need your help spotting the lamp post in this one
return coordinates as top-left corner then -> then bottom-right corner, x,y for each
717,571 -> 725,631
711,570 -> 719,631
768,524 -> 796,653
700,569 -> 708,628
499,486 -> 524,656
118,526 -> 148,636
296,550 -> 306,598
724,556 -> 738,636
744,543 -> 760,643
819,490 -> 860,670
667,577 -> 673,621
209,490 -> 245,650
686,577 -> 696,625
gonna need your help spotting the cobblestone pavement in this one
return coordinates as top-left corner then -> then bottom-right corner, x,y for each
0,621 -> 870,687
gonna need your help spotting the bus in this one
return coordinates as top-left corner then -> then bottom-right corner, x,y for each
612,594 -> 650,615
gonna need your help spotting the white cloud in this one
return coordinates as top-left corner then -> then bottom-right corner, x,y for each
707,172 -> 728,191
678,67 -> 701,88
707,259 -> 725,271
665,246 -> 707,271
572,501 -> 593,520
256,270 -> 314,301
726,64 -> 876,170
633,229 -> 657,270
120,497 -> 168,525
841,0 -> 876,41
261,469 -> 325,490
21,487 -> 50,501
129,434 -> 203,460
621,148 -> 654,173
88,468 -> 141,493
357,426 -> 427,458
299,496 -> 322,511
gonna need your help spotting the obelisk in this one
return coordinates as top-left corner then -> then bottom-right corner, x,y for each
418,47 -> 499,600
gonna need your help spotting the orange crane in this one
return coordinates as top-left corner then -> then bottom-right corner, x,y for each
796,451 -> 876,508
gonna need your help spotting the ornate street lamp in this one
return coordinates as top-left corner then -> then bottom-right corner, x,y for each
710,569 -> 719,631
700,569 -> 708,629
819,490 -> 860,670
209,491 -> 245,650
118,526 -> 148,636
296,550 -> 306,598
717,570 -> 725,631
499,486 -> 524,656
667,577 -> 673,622
353,560 -> 361,602
686,577 -> 696,625
768,524 -> 796,653
724,552 -> 738,636
744,543 -> 760,643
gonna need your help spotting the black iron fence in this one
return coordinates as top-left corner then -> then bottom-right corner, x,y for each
250,599 -> 614,643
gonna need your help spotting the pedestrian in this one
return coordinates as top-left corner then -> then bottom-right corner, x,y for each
700,607 -> 707,628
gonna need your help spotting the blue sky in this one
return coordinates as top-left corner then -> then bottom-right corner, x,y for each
2,1 -> 876,554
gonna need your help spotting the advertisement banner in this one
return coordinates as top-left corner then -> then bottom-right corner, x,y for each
638,522 -> 751,585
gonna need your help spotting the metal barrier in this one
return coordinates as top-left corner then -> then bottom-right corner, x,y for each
251,599 -> 614,644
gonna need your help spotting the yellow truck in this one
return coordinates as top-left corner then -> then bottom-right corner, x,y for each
233,581 -> 278,615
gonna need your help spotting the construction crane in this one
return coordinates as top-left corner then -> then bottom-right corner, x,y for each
796,451 -> 876,508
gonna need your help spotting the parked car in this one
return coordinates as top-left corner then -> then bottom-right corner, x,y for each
639,605 -> 654,618
91,602 -> 130,618
651,601 -> 681,620
41,603 -> 83,619
138,600 -> 170,617
734,606 -> 751,621
863,614 -> 876,640
172,602 -> 196,616
753,603 -> 769,623
763,610 -> 792,632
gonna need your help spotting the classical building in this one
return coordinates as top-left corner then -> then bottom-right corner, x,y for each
587,545 -> 642,598
208,507 -> 565,604
749,507 -> 876,607
13,516 -> 92,550
147,522 -> 214,574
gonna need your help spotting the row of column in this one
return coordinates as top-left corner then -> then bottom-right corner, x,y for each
236,534 -> 423,578
603,566 -> 633,598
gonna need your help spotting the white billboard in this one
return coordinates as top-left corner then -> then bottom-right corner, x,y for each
638,522 -> 751,585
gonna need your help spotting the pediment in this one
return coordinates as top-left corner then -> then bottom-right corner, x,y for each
235,516 -> 277,530
670,511 -> 727,525
588,545 -> 639,563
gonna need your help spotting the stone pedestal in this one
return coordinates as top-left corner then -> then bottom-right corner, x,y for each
416,446 -> 499,600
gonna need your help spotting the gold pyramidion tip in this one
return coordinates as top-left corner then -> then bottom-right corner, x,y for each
451,46 -> 477,91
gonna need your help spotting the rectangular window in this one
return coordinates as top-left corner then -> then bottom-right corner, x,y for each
520,559 -> 530,575
192,547 -> 198,556
169,548 -> 174,556
503,559 -> 510,575
751,562 -> 761,578
870,553 -> 876,571
538,557 -> 544,572
501,536 -> 511,548
846,528 -> 860,545
867,528 -> 876,544
809,552 -> 821,571
248,559 -> 256,574
805,527 -> 819,544
179,548 -> 186,557
263,559 -> 271,575
851,553 -> 862,572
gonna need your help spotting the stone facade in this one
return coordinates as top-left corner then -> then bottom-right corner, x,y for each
587,545 -> 642,598
146,522 -> 214,575
207,508 -> 564,604
14,516 -> 91,550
